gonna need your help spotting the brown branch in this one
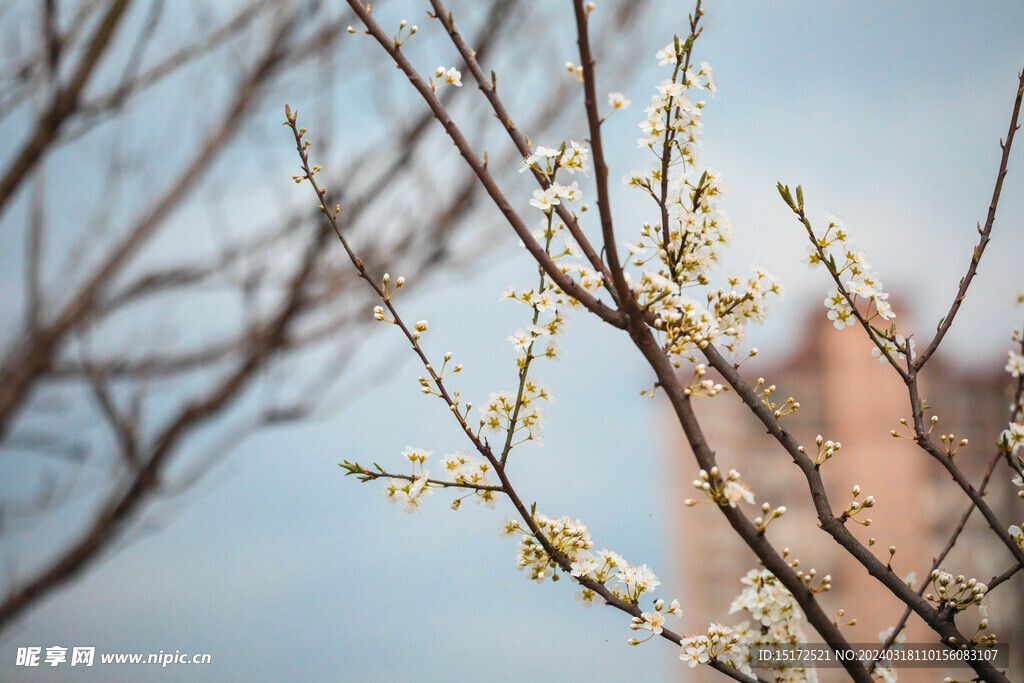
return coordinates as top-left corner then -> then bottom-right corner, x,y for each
987,563 -> 1023,592
0,10 -> 296,444
701,343 -> 1009,683
656,6 -> 702,284
27,171 -> 46,334
914,68 -> 1024,370
351,467 -> 506,494
904,377 -> 1024,568
870,448 -> 1005,673
0,9 -> 314,631
86,368 -> 141,469
0,213 -> 331,633
78,0 -> 266,117
572,0 -> 632,309
425,0 -> 620,305
345,1 -> 626,329
0,1 -> 98,119
783,203 -> 910,380
625,326 -> 871,681
286,109 -> 762,678
61,0 -> 284,146
0,0 -> 134,219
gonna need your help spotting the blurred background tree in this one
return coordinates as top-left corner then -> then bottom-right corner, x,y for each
0,0 -> 655,630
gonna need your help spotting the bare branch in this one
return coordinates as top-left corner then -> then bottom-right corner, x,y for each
572,0 -> 631,308
914,69 -> 1024,370
426,0 -> 620,306
0,0 -> 134,219
345,0 -> 626,328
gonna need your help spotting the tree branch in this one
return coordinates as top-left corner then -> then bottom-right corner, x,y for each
0,0 -> 134,219
914,68 -> 1024,370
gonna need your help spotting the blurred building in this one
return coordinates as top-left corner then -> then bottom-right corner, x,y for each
668,307 -> 1022,681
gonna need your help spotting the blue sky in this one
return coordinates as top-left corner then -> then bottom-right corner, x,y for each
2,2 -> 1023,681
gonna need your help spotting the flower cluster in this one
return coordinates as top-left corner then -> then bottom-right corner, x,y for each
1010,523 -> 1023,549
924,570 -> 988,612
478,156 -> 591,451
564,61 -> 584,84
569,548 -> 663,606
382,472 -> 432,513
871,334 -> 916,364
679,567 -> 819,680
528,182 -> 581,214
439,451 -> 499,509
499,516 -> 666,610
874,628 -> 904,683
682,363 -> 724,397
730,568 -> 809,639
1002,314 -> 1024,523
842,484 -> 874,526
377,445 -> 500,512
1002,322 -> 1024,459
808,214 -> 896,327
1007,524 -> 1024,548
628,598 -> 682,643
615,562 -> 663,602
513,141 -> 594,316
813,434 -> 841,465
636,65 -> 711,152
1003,307 -> 1024,548
684,466 -> 756,508
623,43 -> 777,361
729,568 -> 819,682
501,514 -> 593,584
678,622 -> 751,675
520,141 -> 590,178
431,65 -> 462,91
379,446 -> 434,512
478,383 -> 550,446
1003,422 -> 1024,457
756,377 -> 800,421
1007,349 -> 1024,378
607,91 -> 631,111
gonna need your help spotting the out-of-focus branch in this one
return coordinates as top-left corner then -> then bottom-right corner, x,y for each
904,378 -> 1024,568
0,219 -> 331,631
0,1 -> 99,118
0,7 -> 297,444
0,0 -> 134,219
63,0 -> 281,144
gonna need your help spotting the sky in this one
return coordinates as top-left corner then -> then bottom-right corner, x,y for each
2,2 -> 1023,681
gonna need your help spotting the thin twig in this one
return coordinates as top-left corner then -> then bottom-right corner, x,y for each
0,0 -> 134,219
914,69 -> 1024,370
904,377 -> 1024,567
870,448 -> 1004,672
426,0 -> 620,306
571,0 -> 631,309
